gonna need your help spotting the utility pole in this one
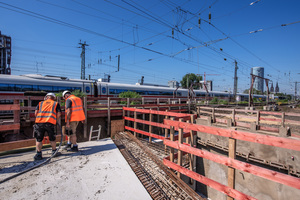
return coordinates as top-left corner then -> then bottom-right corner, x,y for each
295,82 -> 298,101
79,41 -> 88,80
233,60 -> 238,101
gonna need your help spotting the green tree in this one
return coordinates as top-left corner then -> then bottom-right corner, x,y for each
243,88 -> 263,95
119,91 -> 141,105
180,73 -> 202,89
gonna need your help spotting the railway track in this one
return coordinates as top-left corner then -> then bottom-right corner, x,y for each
113,132 -> 205,200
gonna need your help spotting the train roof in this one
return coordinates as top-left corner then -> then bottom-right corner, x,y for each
0,74 -> 94,84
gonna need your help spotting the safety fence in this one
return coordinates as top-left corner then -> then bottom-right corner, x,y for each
197,106 -> 300,137
123,107 -> 196,142
0,100 -> 20,133
123,107 -> 300,200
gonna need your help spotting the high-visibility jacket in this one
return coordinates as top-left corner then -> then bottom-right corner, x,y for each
65,95 -> 86,122
35,99 -> 58,125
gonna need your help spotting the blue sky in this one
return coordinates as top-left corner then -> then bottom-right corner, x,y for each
1,0 -> 299,94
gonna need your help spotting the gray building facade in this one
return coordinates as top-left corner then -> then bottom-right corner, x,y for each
0,31 -> 12,74
251,67 -> 264,93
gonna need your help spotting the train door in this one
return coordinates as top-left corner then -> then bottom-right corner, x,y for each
99,83 -> 108,97
93,82 -> 98,97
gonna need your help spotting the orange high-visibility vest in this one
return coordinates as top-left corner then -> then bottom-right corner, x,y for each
65,95 -> 86,122
35,99 -> 58,125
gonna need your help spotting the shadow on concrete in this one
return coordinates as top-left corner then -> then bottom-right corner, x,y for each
0,139 -> 117,176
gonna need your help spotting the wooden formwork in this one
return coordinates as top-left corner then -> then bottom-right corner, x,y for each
123,107 -> 300,200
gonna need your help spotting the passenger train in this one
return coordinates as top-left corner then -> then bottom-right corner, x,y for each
0,74 -> 271,101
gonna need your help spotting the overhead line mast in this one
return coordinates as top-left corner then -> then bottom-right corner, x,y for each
79,40 -> 88,80
233,60 -> 238,101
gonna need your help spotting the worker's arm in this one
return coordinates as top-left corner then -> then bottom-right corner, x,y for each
57,112 -> 61,125
35,104 -> 39,117
66,108 -> 71,127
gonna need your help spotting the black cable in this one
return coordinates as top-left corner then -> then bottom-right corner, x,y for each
0,124 -> 63,184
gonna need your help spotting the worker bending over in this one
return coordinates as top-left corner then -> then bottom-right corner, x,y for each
34,93 -> 61,160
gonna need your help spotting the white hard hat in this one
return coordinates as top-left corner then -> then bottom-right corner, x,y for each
46,93 -> 56,98
62,90 -> 71,97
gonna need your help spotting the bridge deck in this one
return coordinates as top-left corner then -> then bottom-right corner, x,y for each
0,139 -> 151,200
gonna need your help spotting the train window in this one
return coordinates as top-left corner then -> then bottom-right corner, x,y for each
38,85 -> 53,92
32,85 -> 38,91
0,83 -> 11,91
52,86 -> 60,92
73,87 -> 81,91
85,86 -> 90,93
15,84 -> 33,91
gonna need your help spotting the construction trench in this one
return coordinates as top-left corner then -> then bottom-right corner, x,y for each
113,131 -> 203,200
1,103 -> 300,199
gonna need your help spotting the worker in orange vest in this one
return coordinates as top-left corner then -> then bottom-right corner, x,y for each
34,93 -> 62,160
62,90 -> 86,152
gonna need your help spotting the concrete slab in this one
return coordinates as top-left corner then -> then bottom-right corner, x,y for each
0,139 -> 151,200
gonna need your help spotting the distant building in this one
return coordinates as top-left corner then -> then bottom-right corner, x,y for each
275,82 -> 279,93
270,82 -> 274,93
199,80 -> 213,91
251,67 -> 264,93
168,80 -> 179,88
0,31 -> 11,74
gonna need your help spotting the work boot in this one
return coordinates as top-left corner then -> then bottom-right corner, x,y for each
34,152 -> 43,160
69,145 -> 78,152
63,143 -> 71,150
52,149 -> 62,157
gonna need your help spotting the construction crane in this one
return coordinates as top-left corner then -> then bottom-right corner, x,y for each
196,72 -> 220,90
196,72 -> 220,100
197,72 -> 220,83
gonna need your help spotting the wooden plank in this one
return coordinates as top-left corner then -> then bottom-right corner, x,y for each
164,119 -> 300,151
285,119 -> 299,124
260,111 -> 282,116
228,138 -> 236,200
199,116 -> 209,120
215,118 -> 227,124
285,112 -> 300,117
259,126 -> 279,132
199,110 -> 212,114
149,109 -> 153,142
0,104 -> 20,111
123,116 -> 169,129
170,119 -> 175,163
0,135 -> 62,152
177,119 -> 183,178
198,106 -> 213,110
134,109 -> 137,137
259,117 -> 281,122
163,139 -> 300,190
164,114 -> 169,151
215,108 -> 234,111
163,158 -> 257,200
215,113 -> 230,117
13,100 -> 20,134
125,126 -> 165,140
123,107 -> 193,118
235,109 -> 258,114
0,123 -> 20,131
235,114 -> 256,120
235,122 -> 251,128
